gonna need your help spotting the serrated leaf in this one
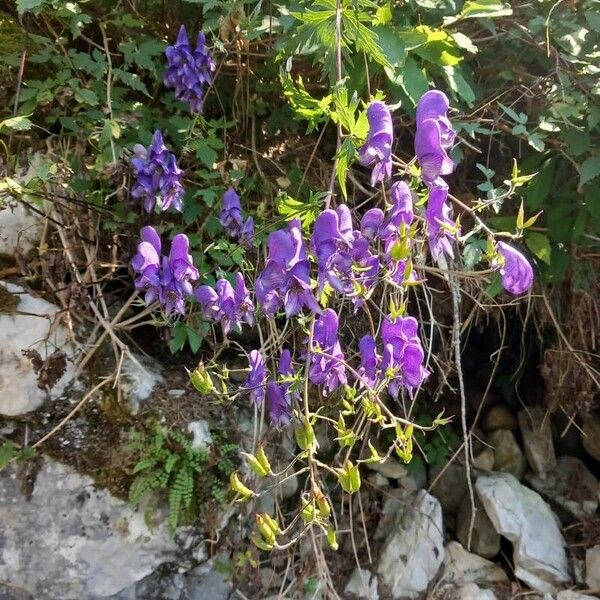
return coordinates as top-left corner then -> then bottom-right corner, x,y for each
16,0 -> 45,14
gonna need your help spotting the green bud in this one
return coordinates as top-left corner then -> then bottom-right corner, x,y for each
189,363 -> 215,394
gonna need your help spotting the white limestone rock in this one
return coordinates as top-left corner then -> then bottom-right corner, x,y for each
475,472 -> 570,593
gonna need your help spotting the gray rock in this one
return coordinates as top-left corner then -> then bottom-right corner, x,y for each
585,544 -> 600,589
440,541 -> 507,586
518,408 -> 557,479
367,472 -> 390,488
487,429 -> 526,480
526,456 -> 598,521
344,568 -> 379,600
472,448 -> 495,472
476,472 -> 570,592
429,462 -> 468,514
119,353 -> 163,414
455,495 -> 500,559
556,592 -> 599,600
458,583 -> 497,600
367,458 -> 407,480
187,420 -> 213,451
377,490 -> 444,599
482,405 -> 518,432
0,283 -> 75,416
582,416 -> 600,462
0,458 -> 179,599
185,561 -> 232,600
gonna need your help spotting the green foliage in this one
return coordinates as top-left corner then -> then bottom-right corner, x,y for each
0,441 -> 35,470
127,425 -> 236,531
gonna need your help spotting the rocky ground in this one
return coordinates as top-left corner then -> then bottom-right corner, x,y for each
1,191 -> 599,600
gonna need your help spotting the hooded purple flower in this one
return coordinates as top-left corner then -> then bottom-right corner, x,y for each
416,91 -> 456,149
131,130 -> 184,213
220,188 -> 243,236
243,350 -> 267,406
312,205 -> 379,303
415,91 -> 456,185
361,208 -> 385,241
164,25 -> 215,113
358,334 -> 380,389
266,382 -> 292,427
279,348 -> 300,404
495,242 -> 534,295
195,272 -> 254,335
159,234 -> 199,315
382,181 -> 414,241
256,219 -> 320,317
425,180 -> 456,261
308,309 -> 347,395
359,101 -> 393,186
381,316 -> 428,396
131,226 -> 162,303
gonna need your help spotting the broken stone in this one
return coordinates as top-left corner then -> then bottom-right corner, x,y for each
456,495 -> 500,559
487,429 -> 526,480
518,408 -> 557,479
440,541 -> 507,586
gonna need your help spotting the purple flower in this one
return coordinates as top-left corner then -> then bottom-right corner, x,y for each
164,25 -> 215,113
382,181 -> 414,241
220,187 -> 244,237
266,382 -> 292,427
495,242 -> 534,295
358,334 -> 380,389
243,350 -> 267,406
309,309 -> 347,395
361,209 -> 385,241
160,234 -> 199,315
131,130 -> 184,213
195,272 -> 254,335
425,180 -> 456,261
416,90 -> 456,149
312,205 -> 379,303
415,90 -> 456,185
256,219 -> 320,317
131,228 -> 198,315
381,316 -> 428,396
279,349 -> 300,404
240,216 -> 255,246
359,101 -> 393,186
131,226 -> 162,304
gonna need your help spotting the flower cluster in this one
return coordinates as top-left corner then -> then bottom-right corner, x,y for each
164,25 -> 215,113
308,309 -> 348,396
131,130 -> 184,213
219,187 -> 254,244
131,226 -> 198,315
243,348 -> 295,427
414,91 -> 458,261
195,273 -> 254,335
312,205 -> 380,307
256,218 -> 320,318
357,316 -> 428,398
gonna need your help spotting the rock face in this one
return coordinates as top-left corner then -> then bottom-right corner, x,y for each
456,496 -> 501,559
377,490 -> 444,599
482,405 -> 518,432
582,415 -> 600,462
429,462 -> 468,514
487,429 -> 526,480
440,541 -> 507,586
344,568 -> 379,600
475,473 -> 570,593
0,458 -> 180,599
119,353 -> 163,414
585,544 -> 600,589
0,283 -> 75,416
527,456 -> 598,521
518,408 -> 557,479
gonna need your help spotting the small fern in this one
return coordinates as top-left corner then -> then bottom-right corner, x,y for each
127,424 -> 209,532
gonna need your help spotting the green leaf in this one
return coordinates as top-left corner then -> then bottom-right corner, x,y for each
0,115 -> 33,132
186,327 -> 202,354
444,0 -> 512,24
336,138 -> 355,200
485,271 -> 503,298
443,66 -> 475,106
525,232 -> 552,265
16,0 -> 45,14
391,56 -> 429,105
74,88 -> 100,106
579,155 -> 600,187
